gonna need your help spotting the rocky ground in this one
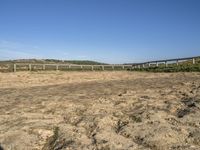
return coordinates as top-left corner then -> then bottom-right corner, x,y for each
0,71 -> 200,150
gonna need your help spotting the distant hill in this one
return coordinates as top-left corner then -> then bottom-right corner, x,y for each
0,59 -> 108,65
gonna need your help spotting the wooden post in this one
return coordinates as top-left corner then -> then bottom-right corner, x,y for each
112,65 -> 114,70
28,64 -> 31,71
156,62 -> 159,67
193,58 -> 195,64
43,64 -> 46,70
13,64 -> 16,72
69,65 -> 71,69
102,66 -> 104,71
165,61 -> 168,67
56,65 -> 58,71
91,66 -> 94,71
122,65 -> 125,69
176,60 -> 179,66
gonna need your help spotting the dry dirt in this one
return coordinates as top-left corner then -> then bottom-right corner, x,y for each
0,71 -> 200,150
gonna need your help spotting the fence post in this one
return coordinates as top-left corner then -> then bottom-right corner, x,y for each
13,64 -> 16,72
193,58 -> 196,64
102,66 -> 104,71
43,64 -> 46,70
112,65 -> 114,70
56,65 -> 59,71
156,62 -> 159,67
176,60 -> 179,66
29,64 -> 32,71
91,66 -> 94,71
165,61 -> 168,67
122,65 -> 125,70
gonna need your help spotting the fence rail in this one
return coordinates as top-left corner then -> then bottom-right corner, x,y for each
0,56 -> 200,72
132,56 -> 200,68
0,63 -> 132,72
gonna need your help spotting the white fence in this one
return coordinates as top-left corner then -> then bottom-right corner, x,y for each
132,56 -> 200,68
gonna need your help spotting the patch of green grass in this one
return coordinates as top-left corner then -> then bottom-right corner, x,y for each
130,115 -> 142,123
42,127 -> 59,150
131,63 -> 200,72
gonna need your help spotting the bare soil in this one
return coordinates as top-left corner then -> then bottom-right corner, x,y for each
0,71 -> 200,150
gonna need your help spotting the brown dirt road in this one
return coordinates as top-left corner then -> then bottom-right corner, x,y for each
0,71 -> 200,150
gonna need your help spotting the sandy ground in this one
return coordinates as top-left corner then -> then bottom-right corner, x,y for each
0,71 -> 200,150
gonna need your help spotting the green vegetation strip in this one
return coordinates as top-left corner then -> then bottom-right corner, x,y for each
131,64 -> 200,72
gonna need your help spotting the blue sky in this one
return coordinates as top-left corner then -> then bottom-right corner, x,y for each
0,0 -> 200,64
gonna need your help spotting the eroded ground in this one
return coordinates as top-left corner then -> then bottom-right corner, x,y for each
0,71 -> 200,150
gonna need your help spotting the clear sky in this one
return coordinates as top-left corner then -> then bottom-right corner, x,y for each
0,0 -> 200,64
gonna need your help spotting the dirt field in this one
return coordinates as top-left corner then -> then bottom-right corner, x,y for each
0,71 -> 200,150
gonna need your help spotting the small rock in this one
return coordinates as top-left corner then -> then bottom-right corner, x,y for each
0,145 -> 4,150
140,96 -> 150,100
181,98 -> 196,108
176,109 -> 190,118
118,93 -> 123,97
